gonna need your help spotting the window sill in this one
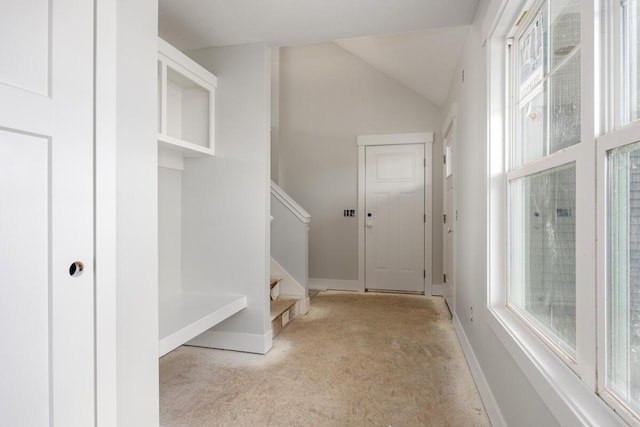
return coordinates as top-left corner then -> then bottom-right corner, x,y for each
487,305 -> 625,426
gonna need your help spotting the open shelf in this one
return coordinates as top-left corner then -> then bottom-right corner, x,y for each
158,135 -> 214,157
158,37 -> 216,157
158,292 -> 247,357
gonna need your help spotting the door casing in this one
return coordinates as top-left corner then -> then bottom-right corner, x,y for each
357,132 -> 434,294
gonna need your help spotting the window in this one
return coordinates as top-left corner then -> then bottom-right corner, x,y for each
507,0 -> 581,361
598,0 -> 640,422
490,0 -> 640,423
607,142 -> 640,415
509,163 -> 576,356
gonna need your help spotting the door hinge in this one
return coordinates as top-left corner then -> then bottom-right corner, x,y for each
424,158 -> 426,167
444,274 -> 447,283
424,214 -> 426,223
424,270 -> 426,278
444,214 -> 447,224
443,155 -> 446,164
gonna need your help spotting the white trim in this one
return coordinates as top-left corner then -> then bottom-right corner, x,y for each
487,307 -> 625,426
453,315 -> 507,427
356,132 -> 434,146
357,133 -> 434,294
186,329 -> 273,355
443,103 -> 458,137
442,102 -> 457,311
432,283 -> 445,296
309,278 -> 359,292
158,37 -> 218,88
270,180 -> 311,224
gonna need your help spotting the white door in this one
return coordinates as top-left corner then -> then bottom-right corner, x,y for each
443,133 -> 455,311
365,144 -> 425,293
0,1 -> 95,425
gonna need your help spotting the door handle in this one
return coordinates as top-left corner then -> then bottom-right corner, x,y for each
366,220 -> 373,229
69,261 -> 84,277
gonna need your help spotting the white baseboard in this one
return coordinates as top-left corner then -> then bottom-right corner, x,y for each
431,283 -> 444,296
309,278 -> 359,292
186,329 -> 273,355
453,315 -> 507,427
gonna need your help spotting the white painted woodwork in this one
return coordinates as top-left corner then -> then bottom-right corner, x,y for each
158,37 -> 217,156
159,293 -> 247,356
271,181 -> 310,289
364,144 -> 425,293
158,164 -> 248,355
157,39 -> 248,357
0,0 -> 95,425
443,104 -> 456,309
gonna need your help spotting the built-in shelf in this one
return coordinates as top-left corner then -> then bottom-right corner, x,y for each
158,37 -> 216,157
158,292 -> 247,357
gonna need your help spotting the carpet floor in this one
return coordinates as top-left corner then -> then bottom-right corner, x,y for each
159,291 -> 491,427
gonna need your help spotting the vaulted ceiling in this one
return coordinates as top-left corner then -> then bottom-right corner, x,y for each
159,0 -> 479,107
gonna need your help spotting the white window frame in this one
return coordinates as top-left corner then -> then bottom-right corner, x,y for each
487,0 -> 626,424
503,0 -> 595,376
596,0 -> 640,423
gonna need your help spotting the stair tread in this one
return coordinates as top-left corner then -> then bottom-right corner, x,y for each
270,297 -> 297,321
270,276 -> 281,289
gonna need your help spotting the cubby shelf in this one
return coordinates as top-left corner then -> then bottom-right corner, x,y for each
158,37 -> 216,156
157,38 -> 246,358
159,292 -> 247,357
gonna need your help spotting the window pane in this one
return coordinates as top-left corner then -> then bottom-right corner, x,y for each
607,141 -> 640,413
509,163 -> 576,356
550,0 -> 580,69
622,0 -> 640,124
519,11 -> 545,100
517,87 -> 547,166
513,0 -> 581,168
550,51 -> 581,153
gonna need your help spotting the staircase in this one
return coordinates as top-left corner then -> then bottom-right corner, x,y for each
270,276 -> 300,337
270,181 -> 312,338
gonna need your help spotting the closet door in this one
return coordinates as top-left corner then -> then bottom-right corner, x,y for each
0,1 -> 95,425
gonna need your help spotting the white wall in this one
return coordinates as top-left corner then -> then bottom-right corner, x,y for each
182,43 -> 272,354
445,1 -> 561,425
95,0 -> 159,425
277,42 -> 445,285
158,167 -> 182,300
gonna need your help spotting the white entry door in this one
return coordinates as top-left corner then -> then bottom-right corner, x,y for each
365,144 -> 425,293
0,1 -> 95,426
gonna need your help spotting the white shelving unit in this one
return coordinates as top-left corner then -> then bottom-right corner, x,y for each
158,38 -> 216,157
157,38 -> 246,357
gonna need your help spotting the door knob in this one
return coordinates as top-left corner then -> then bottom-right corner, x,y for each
69,261 -> 84,277
366,221 -> 373,229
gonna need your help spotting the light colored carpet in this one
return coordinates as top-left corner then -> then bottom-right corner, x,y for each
159,291 -> 491,427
